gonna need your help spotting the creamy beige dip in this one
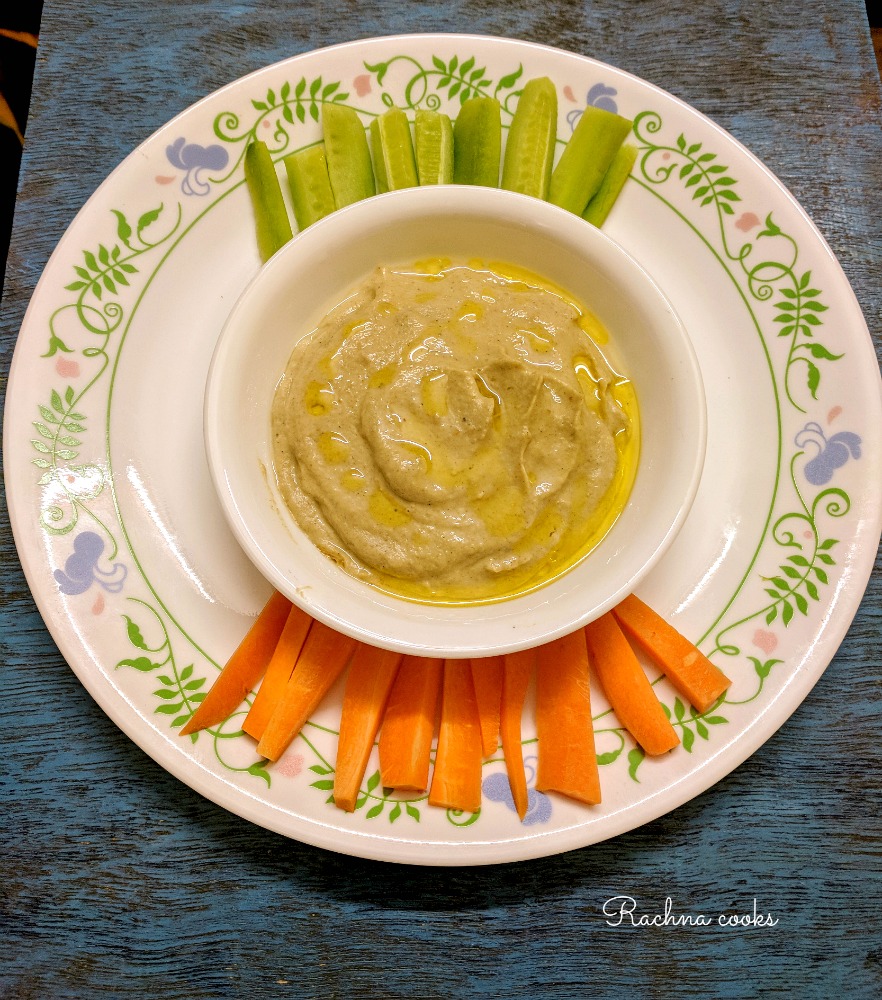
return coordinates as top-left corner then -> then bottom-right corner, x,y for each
271,260 -> 635,602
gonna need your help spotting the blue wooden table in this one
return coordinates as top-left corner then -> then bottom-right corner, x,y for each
2,2 -> 881,996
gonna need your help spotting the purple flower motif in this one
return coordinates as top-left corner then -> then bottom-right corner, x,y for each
567,82 -> 619,131
54,531 -> 127,596
795,421 -> 862,486
482,756 -> 552,826
586,82 -> 618,113
165,137 -> 229,196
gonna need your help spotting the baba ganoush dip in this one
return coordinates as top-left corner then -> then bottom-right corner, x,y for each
271,259 -> 638,603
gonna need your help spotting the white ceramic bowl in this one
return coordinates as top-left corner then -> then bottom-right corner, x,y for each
205,185 -> 706,657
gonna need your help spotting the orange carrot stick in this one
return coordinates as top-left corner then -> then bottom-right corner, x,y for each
584,613 -> 679,755
500,649 -> 535,820
242,605 -> 313,740
333,645 -> 403,812
612,594 -> 731,713
378,656 -> 443,790
181,590 -> 292,735
535,629 -> 601,805
470,655 -> 503,757
256,621 -> 357,761
428,659 -> 483,814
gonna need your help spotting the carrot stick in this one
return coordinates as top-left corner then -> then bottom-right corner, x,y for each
584,613 -> 679,755
256,621 -> 357,761
500,649 -> 535,820
428,659 -> 483,814
378,656 -> 443,790
470,655 -> 503,757
612,594 -> 732,713
333,645 -> 403,812
241,605 -> 313,741
180,590 -> 292,735
535,630 -> 601,805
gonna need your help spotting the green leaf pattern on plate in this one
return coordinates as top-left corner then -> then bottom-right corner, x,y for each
633,113 -> 840,412
213,75 -> 350,181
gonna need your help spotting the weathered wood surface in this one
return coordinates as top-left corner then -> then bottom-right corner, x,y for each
1,2 -> 880,997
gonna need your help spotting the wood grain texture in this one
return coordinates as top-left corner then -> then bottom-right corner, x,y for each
2,2 -> 880,997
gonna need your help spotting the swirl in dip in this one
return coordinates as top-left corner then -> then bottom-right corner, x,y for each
271,259 -> 638,603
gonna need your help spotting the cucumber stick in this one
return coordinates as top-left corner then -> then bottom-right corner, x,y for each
501,77 -> 558,199
582,144 -> 638,228
244,140 -> 293,262
453,96 -> 501,187
548,106 -> 633,215
322,103 -> 376,208
283,144 -> 337,230
370,108 -> 418,192
415,109 -> 454,184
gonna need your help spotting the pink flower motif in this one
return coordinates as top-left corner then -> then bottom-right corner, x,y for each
277,752 -> 304,778
735,212 -> 760,232
92,593 -> 105,615
155,175 -> 175,185
753,629 -> 778,655
353,74 -> 371,97
827,406 -> 842,423
55,357 -> 80,378
563,85 -> 576,102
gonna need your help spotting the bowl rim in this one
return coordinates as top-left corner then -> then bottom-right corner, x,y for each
204,185 -> 707,657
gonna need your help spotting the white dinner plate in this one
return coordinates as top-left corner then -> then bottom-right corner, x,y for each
5,34 -> 881,865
